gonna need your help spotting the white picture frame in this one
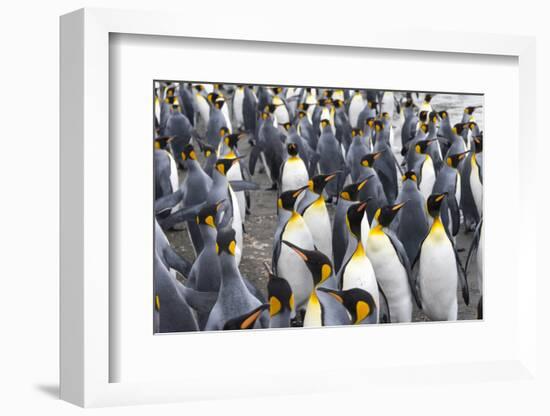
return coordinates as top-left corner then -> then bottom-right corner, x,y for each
60,7 -> 538,408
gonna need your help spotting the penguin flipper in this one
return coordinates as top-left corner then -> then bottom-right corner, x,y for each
308,152 -> 320,177
163,245 -> 193,278
229,180 -> 260,192
248,145 -> 261,175
465,220 -> 483,275
385,229 -> 422,309
154,189 -> 183,214
443,225 -> 470,306
159,201 -> 205,230
177,286 -> 218,316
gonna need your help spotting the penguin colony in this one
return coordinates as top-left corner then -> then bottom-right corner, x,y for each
153,81 -> 484,333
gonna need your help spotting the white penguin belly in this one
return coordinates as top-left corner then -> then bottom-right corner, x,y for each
195,94 -> 210,125
302,198 -> 333,262
303,292 -> 323,327
274,105 -> 289,125
366,231 -> 413,322
278,215 -> 315,309
349,96 -> 364,128
221,105 -> 232,133
470,160 -> 482,216
281,158 -> 309,192
233,90 -> 244,128
342,251 -> 379,322
419,157 -> 435,201
228,186 -> 244,266
418,226 -> 458,321
227,163 -> 246,222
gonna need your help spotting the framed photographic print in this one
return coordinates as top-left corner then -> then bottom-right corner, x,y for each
60,7 -> 538,408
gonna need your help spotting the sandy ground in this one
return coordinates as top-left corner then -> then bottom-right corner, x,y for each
164,90 -> 483,323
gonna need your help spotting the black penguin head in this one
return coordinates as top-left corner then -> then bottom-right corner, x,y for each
323,89 -> 334,98
464,106 -> 477,115
287,142 -> 299,156
298,110 -> 308,119
452,123 -> 468,135
424,94 -> 434,103
365,117 -> 375,129
340,176 -> 372,201
308,172 -> 339,195
375,202 -> 407,227
415,139 -> 435,154
320,119 -> 331,129
216,227 -> 237,256
374,120 -> 384,132
473,134 -> 483,153
181,143 -> 198,161
351,128 -> 364,138
429,111 -> 439,124
281,241 -> 333,287
402,171 -> 418,183
404,97 -> 414,108
318,98 -> 332,107
199,141 -> 215,158
438,110 -> 448,119
207,92 -> 220,104
267,271 -> 295,318
318,287 -> 377,324
263,103 -> 277,114
367,100 -> 377,109
283,122 -> 292,131
193,84 -> 204,92
333,99 -> 344,108
419,110 -> 428,123
224,133 -> 243,150
272,86 -> 283,95
222,304 -> 269,330
195,200 -> 224,228
215,157 -> 241,176
361,150 -> 384,168
381,112 -> 391,120
218,126 -> 230,138
446,151 -> 470,168
277,186 -> 308,211
154,135 -> 173,150
346,201 -> 369,240
427,193 -> 447,218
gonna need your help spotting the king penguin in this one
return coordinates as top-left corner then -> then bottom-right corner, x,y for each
413,139 -> 437,201
318,287 -> 378,325
366,203 -> 421,322
222,304 -> 270,330
266,263 -> 295,328
204,227 -> 266,331
280,142 -> 309,196
337,202 -> 379,321
470,134 -> 483,216
414,193 -> 469,321
272,187 -> 315,314
282,241 -> 350,327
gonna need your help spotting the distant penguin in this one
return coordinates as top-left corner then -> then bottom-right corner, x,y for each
280,142 -> 309,196
415,193 -> 469,321
205,93 -> 229,147
243,85 -> 258,134
204,228 -> 266,331
346,128 -> 370,182
193,84 -> 210,126
272,94 -> 290,125
394,171 -> 430,263
272,187 -> 315,313
337,202 -> 379,321
232,85 -> 246,131
372,120 -> 398,203
154,136 -> 179,216
414,139 -> 437,201
317,119 -> 346,201
366,203 -> 420,322
220,133 -> 247,223
165,103 -> 193,168
282,241 -> 350,327
299,173 -> 339,262
470,134 -> 483,216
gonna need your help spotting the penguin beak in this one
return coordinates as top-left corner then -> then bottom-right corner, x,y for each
391,201 -> 407,212
324,172 -> 340,183
292,186 -> 308,198
318,287 -> 344,303
357,174 -> 374,190
282,240 -> 308,261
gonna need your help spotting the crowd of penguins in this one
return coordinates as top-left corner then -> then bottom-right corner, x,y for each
153,81 -> 483,333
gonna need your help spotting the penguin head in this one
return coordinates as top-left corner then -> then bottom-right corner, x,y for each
195,200 -> 224,228
320,118 -> 331,129
346,201 -> 369,240
318,98 -> 331,107
424,94 -> 434,103
473,133 -> 483,153
222,304 -> 269,330
446,151 -> 470,168
333,99 -> 344,109
382,112 -> 391,120
266,269 -> 295,318
367,100 -> 377,109
438,110 -> 448,120
361,150 -> 384,168
181,144 -> 198,161
427,193 -> 447,218
373,120 -> 384,132
375,202 -> 407,227
340,176 -> 372,201
154,135 -> 173,150
404,97 -> 414,108
464,106 -> 478,115
272,86 -> 283,95
298,110 -> 308,119
199,141 -> 215,158
308,172 -> 339,195
402,171 -> 418,183
419,111 -> 428,123
193,84 -> 204,92
263,104 -> 277,114
415,139 -> 435,154
452,123 -> 468,136
429,111 -> 439,124
215,157 -> 241,176
215,226 -> 237,256
283,122 -> 292,131
287,142 -> 299,157
351,128 -> 364,138
224,133 -> 243,150
207,92 -> 220,104
277,186 -> 308,211
318,287 -> 377,325
365,117 -> 375,129
281,240 -> 333,286
323,89 -> 334,98
219,126 -> 230,138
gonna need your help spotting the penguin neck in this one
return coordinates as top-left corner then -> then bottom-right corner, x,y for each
277,209 -> 292,226
186,158 -> 201,171
352,238 -> 366,259
199,225 -> 216,244
213,170 -> 228,187
219,253 -> 246,288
